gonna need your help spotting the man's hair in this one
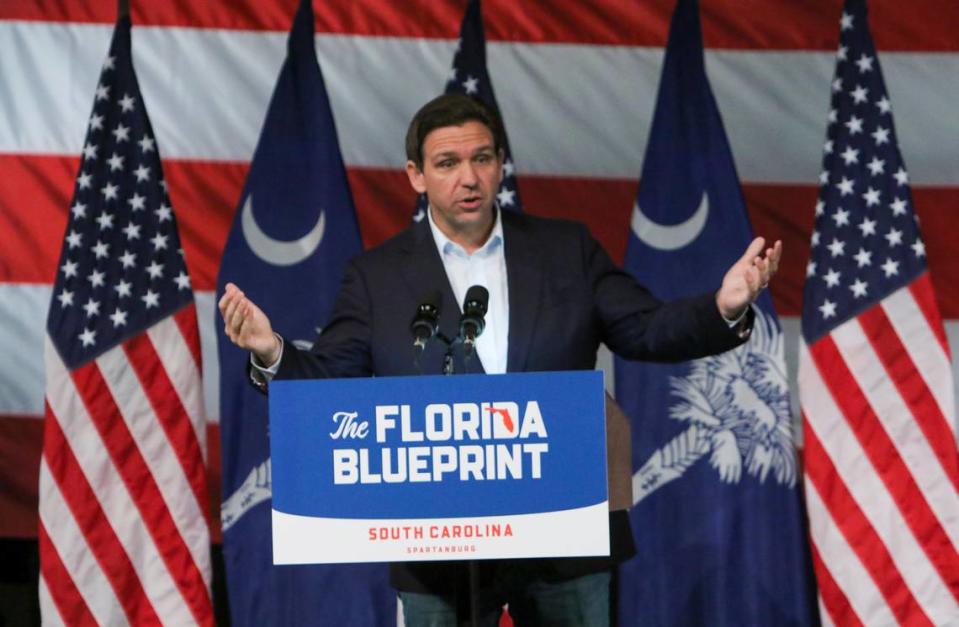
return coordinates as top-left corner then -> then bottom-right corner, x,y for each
405,93 -> 505,170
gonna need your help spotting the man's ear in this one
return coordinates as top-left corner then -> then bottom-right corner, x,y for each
406,160 -> 427,194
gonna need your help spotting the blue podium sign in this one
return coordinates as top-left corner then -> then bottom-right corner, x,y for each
270,370 -> 609,564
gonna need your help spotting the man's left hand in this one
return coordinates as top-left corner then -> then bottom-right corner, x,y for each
715,237 -> 782,320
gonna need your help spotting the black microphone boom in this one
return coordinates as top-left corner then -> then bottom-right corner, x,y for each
459,285 -> 489,358
410,291 -> 442,355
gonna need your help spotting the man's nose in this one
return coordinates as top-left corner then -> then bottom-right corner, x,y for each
459,162 -> 479,187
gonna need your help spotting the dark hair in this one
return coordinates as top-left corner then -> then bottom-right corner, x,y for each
405,93 -> 506,170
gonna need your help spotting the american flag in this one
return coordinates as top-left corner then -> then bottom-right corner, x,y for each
413,0 -> 522,222
39,16 -> 213,625
799,1 -> 959,624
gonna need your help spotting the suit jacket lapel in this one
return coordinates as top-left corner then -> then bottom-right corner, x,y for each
503,212 -> 544,372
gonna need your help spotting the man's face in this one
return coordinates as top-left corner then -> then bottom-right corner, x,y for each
406,120 -> 503,239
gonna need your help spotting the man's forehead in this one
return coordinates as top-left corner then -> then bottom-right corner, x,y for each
423,121 -> 495,155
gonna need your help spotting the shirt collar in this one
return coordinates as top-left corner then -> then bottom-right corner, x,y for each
427,204 -> 504,258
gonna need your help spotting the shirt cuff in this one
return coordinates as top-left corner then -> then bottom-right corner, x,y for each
249,334 -> 284,383
722,308 -> 748,328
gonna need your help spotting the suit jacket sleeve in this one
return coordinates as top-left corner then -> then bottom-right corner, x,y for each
582,224 -> 750,361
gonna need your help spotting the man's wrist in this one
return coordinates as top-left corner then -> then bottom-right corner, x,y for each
253,334 -> 283,369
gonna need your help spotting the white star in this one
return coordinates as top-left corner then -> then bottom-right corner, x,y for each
146,260 -> 164,279
827,238 -> 846,257
114,279 -> 132,298
881,258 -> 900,277
89,113 -> 104,130
71,201 -> 87,219
107,152 -> 125,171
836,177 -> 855,196
95,211 -> 114,230
823,140 -> 834,154
819,170 -> 830,185
840,12 -> 854,30
503,160 -> 515,178
885,228 -> 903,247
912,239 -> 926,258
412,208 -> 426,223
118,93 -> 135,112
832,208 -> 850,227
836,45 -> 848,61
110,308 -> 128,328
462,76 -> 479,95
890,197 -> 908,216
850,85 -> 869,104
811,231 -> 821,247
119,250 -> 136,268
128,193 -> 146,211
823,268 -> 841,287
112,123 -> 130,143
496,187 -> 516,207
57,289 -> 74,308
849,279 -> 868,298
893,167 -> 909,186
174,271 -> 191,290
832,77 -> 843,93
60,259 -> 78,278
95,83 -> 110,101
840,146 -> 859,165
853,247 -> 872,268
79,327 -> 96,347
150,232 -> 169,251
133,165 -> 150,182
862,187 -> 881,207
866,156 -> 885,176
101,182 -> 119,200
66,230 -> 82,249
138,135 -> 155,152
159,180 -> 168,192
122,222 -> 141,240
142,289 -> 160,309
447,67 -> 457,83
876,96 -> 891,114
855,54 -> 874,73
155,204 -> 172,222
871,126 -> 890,145
815,200 -> 825,216
87,269 -> 105,288
819,299 -> 837,319
77,172 -> 93,190
806,261 -> 817,277
82,142 -> 98,160
845,115 -> 864,135
828,108 -> 838,124
102,55 -> 115,70
91,240 -> 110,259
82,298 -> 100,317
858,217 -> 877,236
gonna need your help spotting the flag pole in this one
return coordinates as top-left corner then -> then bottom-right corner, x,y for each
118,0 -> 129,18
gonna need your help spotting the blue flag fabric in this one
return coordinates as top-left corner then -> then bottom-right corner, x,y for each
614,1 -> 815,625
413,0 -> 522,221
215,0 -> 394,624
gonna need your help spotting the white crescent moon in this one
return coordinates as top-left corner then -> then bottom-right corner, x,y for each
631,192 -> 709,251
241,194 -> 325,266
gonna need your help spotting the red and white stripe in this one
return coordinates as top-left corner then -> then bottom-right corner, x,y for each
39,308 -> 214,625
800,277 -> 959,626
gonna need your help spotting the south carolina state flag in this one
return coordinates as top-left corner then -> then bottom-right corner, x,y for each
214,0 -> 394,624
614,0 -> 816,624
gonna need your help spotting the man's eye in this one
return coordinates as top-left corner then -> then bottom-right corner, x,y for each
475,154 -> 491,164
438,160 -> 455,169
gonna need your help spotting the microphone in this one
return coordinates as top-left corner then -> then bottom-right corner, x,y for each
410,291 -> 442,356
459,285 -> 489,358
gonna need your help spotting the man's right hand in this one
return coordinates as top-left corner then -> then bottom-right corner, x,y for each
218,282 -> 281,366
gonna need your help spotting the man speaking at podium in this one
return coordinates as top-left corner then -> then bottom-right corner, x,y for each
219,93 -> 780,626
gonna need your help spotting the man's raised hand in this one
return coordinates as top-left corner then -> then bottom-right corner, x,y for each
218,282 -> 281,366
715,237 -> 782,320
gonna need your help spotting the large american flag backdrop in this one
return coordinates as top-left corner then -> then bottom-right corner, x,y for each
1,0 -> 957,607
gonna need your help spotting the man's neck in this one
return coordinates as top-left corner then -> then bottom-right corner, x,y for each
428,207 -> 497,255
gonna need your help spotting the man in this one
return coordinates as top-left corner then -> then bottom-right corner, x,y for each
219,93 -> 780,626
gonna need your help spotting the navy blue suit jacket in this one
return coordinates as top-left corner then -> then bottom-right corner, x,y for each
273,210 -> 750,591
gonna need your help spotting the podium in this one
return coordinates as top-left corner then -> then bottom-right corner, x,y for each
268,370 -> 612,565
